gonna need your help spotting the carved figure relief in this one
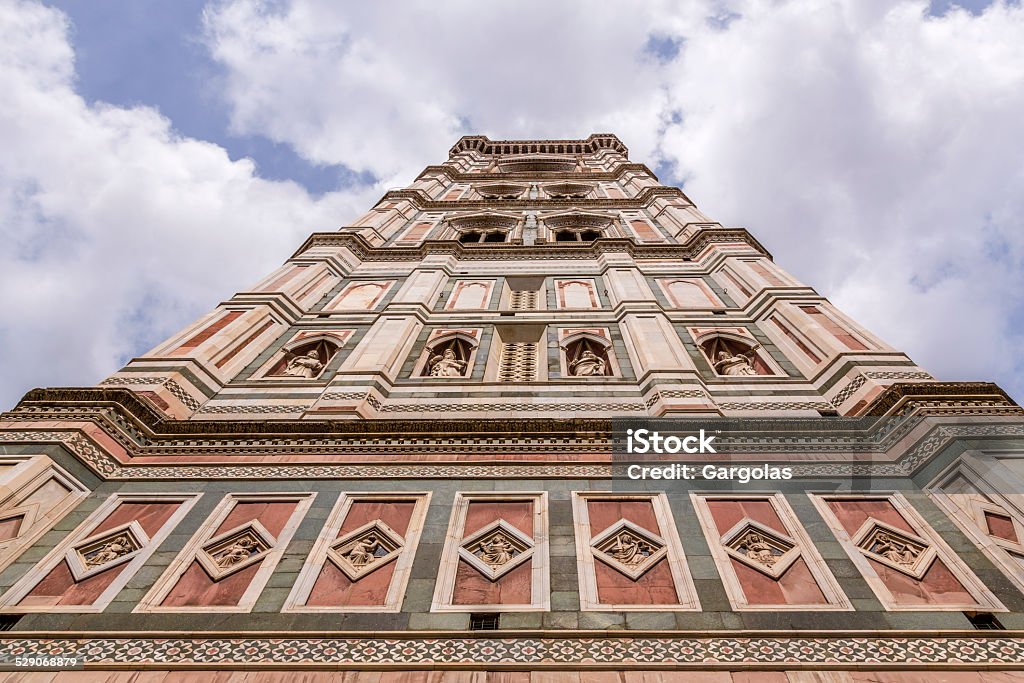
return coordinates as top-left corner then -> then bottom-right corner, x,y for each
570,349 -> 607,377
562,334 -> 613,377
283,349 -> 323,378
476,532 -> 515,567
741,531 -> 777,567
422,335 -> 476,378
429,349 -> 467,377
606,531 -> 654,566
268,338 -> 342,379
591,519 -> 668,580
852,519 -> 936,579
458,520 -> 535,581
197,521 -> 276,581
328,520 -> 405,581
699,336 -> 770,376
66,521 -> 150,581
871,532 -> 919,567
721,519 -> 799,579
84,536 -> 135,568
216,538 -> 259,568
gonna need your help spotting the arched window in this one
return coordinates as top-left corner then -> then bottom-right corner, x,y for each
698,335 -> 772,376
542,212 -> 613,243
449,213 -> 517,245
266,336 -> 342,379
560,333 -> 613,377
419,332 -> 479,378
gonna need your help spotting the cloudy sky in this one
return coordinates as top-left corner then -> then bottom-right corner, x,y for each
1,0 -> 1022,410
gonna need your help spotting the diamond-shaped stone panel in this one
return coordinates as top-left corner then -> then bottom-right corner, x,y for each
327,519 -> 405,581
721,519 -> 800,579
458,519 -> 534,581
0,503 -> 37,544
197,520 -> 276,581
66,520 -> 150,581
591,519 -> 668,581
852,519 -> 937,579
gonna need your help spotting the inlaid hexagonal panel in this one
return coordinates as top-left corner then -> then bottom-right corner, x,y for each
853,519 -> 936,579
590,519 -> 668,581
721,519 -> 800,579
327,519 -> 405,582
66,520 -> 149,581
458,519 -> 535,581
197,520 -> 276,581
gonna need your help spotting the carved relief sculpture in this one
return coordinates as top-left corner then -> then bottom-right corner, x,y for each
344,534 -> 381,567
283,349 -> 324,378
590,519 -> 668,580
741,531 -> 777,567
606,530 -> 654,566
429,348 -> 467,377
477,533 -> 515,566
870,532 -> 920,568
84,536 -> 135,568
569,349 -> 607,376
216,537 -> 259,568
327,520 -> 405,581
713,346 -> 759,376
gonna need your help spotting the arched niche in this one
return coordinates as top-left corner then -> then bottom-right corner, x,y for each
417,331 -> 480,378
265,333 -> 345,379
696,333 -> 773,377
560,332 -> 614,377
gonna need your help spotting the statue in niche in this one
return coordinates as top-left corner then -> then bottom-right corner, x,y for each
283,349 -> 324,378
712,344 -> 761,376
871,532 -> 919,567
742,532 -> 776,567
477,533 -> 514,567
428,347 -> 468,377
217,537 -> 258,568
344,534 -> 381,567
607,531 -> 651,566
85,536 -> 133,567
569,349 -> 608,376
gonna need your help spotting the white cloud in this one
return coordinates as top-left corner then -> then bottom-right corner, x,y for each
0,0 -> 377,408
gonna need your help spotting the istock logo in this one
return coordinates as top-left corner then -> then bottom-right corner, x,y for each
625,428 -> 717,454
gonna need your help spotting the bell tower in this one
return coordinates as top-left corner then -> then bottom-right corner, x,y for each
1,135 -> 1022,678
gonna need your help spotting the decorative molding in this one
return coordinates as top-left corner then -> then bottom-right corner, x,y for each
289,230 -> 771,263
3,633 -> 1023,668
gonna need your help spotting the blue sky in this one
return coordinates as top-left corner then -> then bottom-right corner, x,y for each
52,0 -> 372,194
1,0 -> 1023,410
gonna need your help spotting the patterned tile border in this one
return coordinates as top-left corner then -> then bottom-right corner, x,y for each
1,635 -> 1023,668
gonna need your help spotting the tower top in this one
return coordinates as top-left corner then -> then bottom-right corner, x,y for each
448,133 -> 628,158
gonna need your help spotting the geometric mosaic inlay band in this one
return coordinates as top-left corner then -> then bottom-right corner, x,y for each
1,635 -> 1023,668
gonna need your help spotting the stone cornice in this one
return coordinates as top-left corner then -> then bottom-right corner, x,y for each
448,133 -> 628,157
414,162 -> 660,185
380,185 -> 693,212
291,230 -> 773,262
